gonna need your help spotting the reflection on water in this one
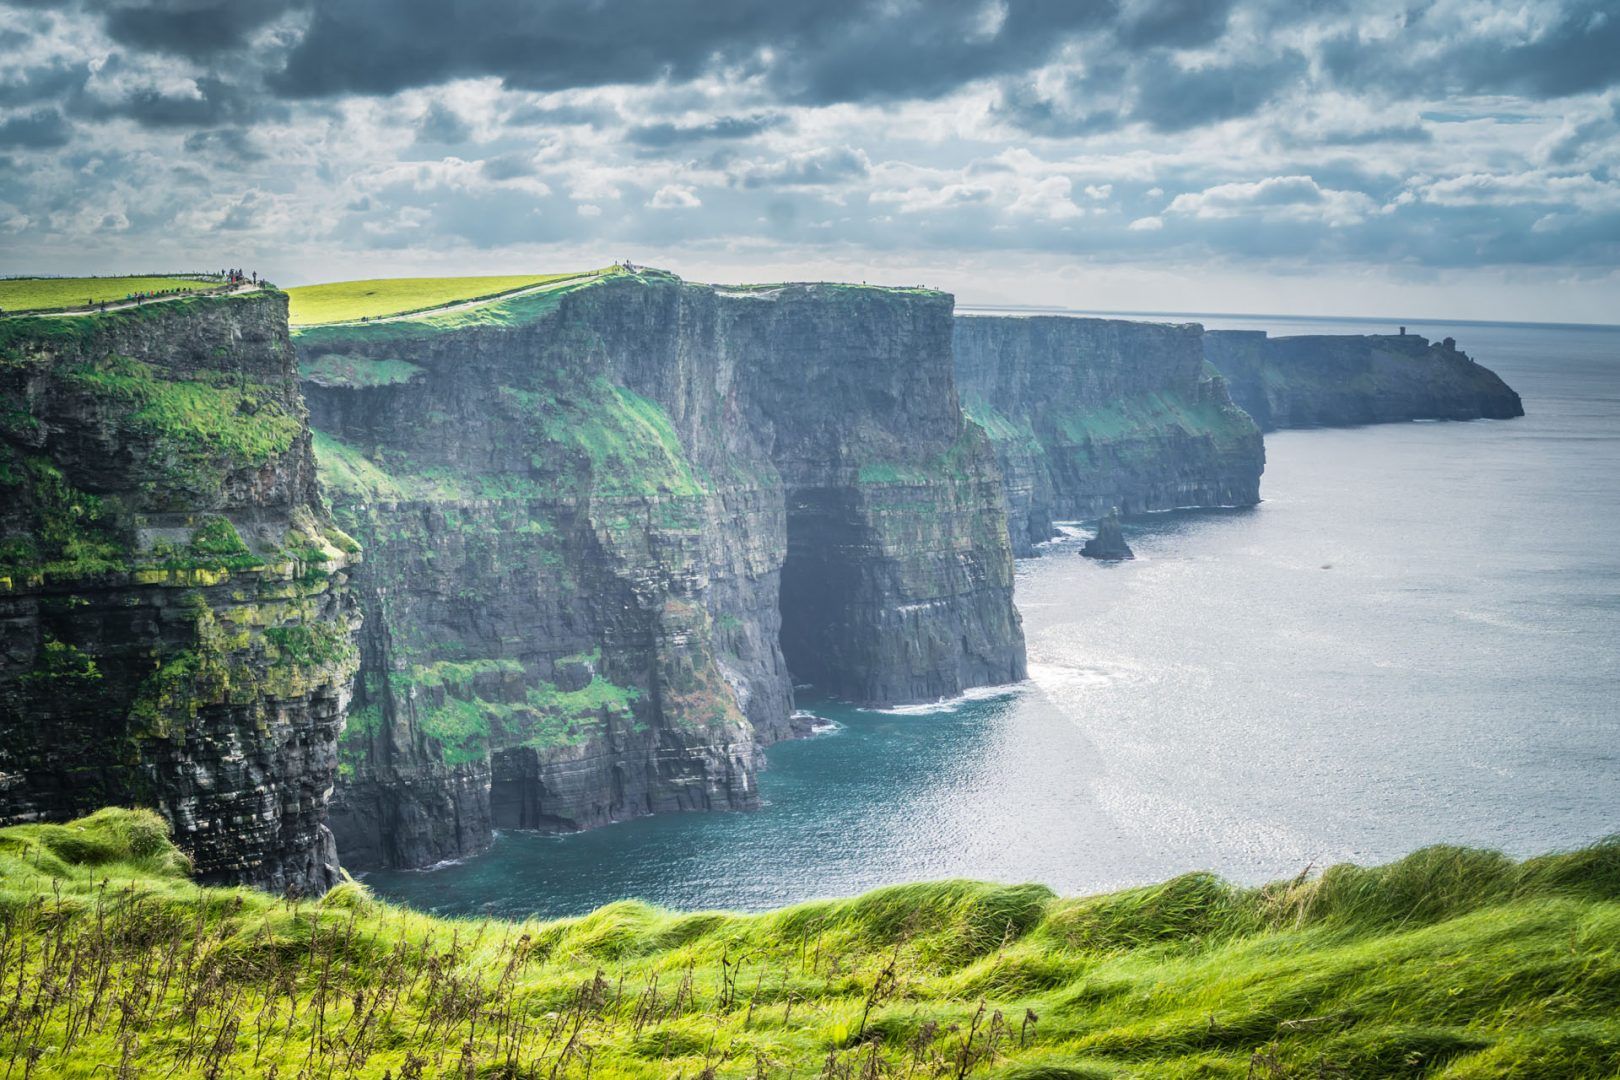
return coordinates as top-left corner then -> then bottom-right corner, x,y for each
365,317 -> 1620,920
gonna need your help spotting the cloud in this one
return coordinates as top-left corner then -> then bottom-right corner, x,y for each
1,0 -> 1617,317
416,101 -> 472,145
1415,171 -> 1620,213
648,184 -> 701,209
628,114 -> 781,148
735,146 -> 870,189
100,0 -> 305,60
0,107 -> 71,148
1166,176 -> 1376,225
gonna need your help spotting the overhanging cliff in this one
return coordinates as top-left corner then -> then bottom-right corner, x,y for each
296,269 -> 1024,870
1203,329 -> 1525,431
0,294 -> 360,891
953,315 -> 1265,554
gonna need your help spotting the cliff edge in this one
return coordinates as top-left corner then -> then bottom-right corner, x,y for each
296,269 -> 1025,870
953,315 -> 1264,554
0,294 -> 360,891
1203,329 -> 1525,431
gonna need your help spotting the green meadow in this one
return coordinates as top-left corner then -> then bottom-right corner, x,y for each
285,272 -> 600,325
0,275 -> 214,312
1,809 -> 1615,1078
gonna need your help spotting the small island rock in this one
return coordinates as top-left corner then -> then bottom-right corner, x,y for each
1081,507 -> 1134,560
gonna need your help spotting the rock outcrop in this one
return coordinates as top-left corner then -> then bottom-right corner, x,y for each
1203,330 -> 1525,431
296,269 -> 1025,870
953,315 -> 1265,554
1081,508 -> 1133,561
0,294 -> 360,892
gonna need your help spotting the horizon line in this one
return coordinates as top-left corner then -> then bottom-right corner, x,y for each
955,301 -> 1620,334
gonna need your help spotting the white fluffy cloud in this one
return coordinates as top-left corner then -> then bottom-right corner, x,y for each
1166,176 -> 1377,226
0,0 -> 1616,319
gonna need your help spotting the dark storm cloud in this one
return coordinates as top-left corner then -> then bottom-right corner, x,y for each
0,61 -> 89,107
73,73 -> 278,127
1132,52 -> 1306,131
270,0 -> 1115,104
1116,0 -> 1237,48
0,108 -> 71,148
1319,2 -> 1620,101
99,0 -> 305,59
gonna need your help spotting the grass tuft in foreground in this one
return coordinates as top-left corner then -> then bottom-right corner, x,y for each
0,810 -> 1616,1077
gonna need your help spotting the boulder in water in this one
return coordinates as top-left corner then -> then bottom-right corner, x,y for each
1082,507 -> 1134,560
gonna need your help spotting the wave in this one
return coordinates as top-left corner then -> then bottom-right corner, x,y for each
864,680 -> 1026,715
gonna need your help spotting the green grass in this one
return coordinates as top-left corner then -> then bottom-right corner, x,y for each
0,275 -> 215,313
59,354 -> 302,505
1,811 -> 1616,1078
285,273 -> 596,325
290,272 -> 615,349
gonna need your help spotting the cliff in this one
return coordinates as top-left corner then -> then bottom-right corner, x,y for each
0,294 -> 360,891
953,315 -> 1264,553
1203,329 -> 1525,431
296,269 -> 1024,870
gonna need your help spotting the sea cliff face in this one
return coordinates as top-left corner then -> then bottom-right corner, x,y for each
0,294 -> 360,891
1203,330 -> 1525,431
296,270 -> 1024,870
953,315 -> 1265,554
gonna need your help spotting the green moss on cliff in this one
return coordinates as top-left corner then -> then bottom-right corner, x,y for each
2,810 -> 1616,1078
298,352 -> 424,387
0,447 -> 129,584
60,354 -> 301,504
403,661 -> 642,765
337,703 -> 382,780
1046,390 -> 1248,445
22,637 -> 101,685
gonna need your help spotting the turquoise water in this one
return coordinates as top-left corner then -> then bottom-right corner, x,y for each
364,315 -> 1620,920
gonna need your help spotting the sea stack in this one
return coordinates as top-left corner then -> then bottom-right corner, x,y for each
1082,508 -> 1134,560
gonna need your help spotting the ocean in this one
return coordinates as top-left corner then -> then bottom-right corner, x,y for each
364,312 -> 1620,919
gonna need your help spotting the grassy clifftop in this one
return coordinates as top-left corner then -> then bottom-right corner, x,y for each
1,811 -> 1616,1078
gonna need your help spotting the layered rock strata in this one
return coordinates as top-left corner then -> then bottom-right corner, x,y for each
1203,330 -> 1525,431
0,294 -> 360,891
952,315 -> 1265,554
296,270 -> 1025,870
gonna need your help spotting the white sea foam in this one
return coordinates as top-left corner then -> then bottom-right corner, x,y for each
864,681 -> 1025,715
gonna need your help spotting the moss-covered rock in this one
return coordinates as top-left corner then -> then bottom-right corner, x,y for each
0,293 -> 360,893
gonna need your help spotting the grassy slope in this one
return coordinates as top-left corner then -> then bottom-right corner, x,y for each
0,276 -> 212,311
1,811 -> 1616,1078
285,273 -> 594,325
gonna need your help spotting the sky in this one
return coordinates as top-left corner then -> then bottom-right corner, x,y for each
1,0 -> 1617,322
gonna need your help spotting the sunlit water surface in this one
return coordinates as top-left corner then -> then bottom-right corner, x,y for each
366,314 -> 1620,919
